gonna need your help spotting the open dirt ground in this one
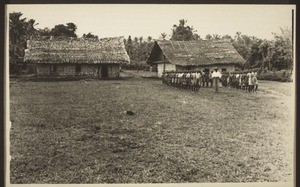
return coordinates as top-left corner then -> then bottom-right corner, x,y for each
9,72 -> 294,183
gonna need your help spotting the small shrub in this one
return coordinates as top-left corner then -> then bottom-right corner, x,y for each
257,69 -> 292,82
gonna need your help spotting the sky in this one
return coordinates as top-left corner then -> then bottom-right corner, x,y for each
7,4 -> 294,40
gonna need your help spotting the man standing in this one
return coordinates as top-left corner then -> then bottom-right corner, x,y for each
212,67 -> 222,92
209,71 -> 213,87
202,70 -> 207,87
195,71 -> 202,91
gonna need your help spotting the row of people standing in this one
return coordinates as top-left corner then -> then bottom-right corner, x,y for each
161,71 -> 202,92
222,71 -> 258,92
162,68 -> 259,93
161,67 -> 222,92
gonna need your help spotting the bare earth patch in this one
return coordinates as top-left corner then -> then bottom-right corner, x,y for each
9,76 -> 294,183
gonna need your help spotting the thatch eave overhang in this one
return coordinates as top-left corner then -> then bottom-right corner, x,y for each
147,39 -> 246,67
24,36 -> 130,64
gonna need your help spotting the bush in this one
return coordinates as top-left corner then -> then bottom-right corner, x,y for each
257,69 -> 292,82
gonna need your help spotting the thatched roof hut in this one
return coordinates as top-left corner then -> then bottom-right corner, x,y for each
24,36 -> 130,64
24,36 -> 130,78
146,39 -> 246,77
147,39 -> 245,66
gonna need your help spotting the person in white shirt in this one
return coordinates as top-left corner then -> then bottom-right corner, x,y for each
177,72 -> 184,88
187,72 -> 190,89
246,71 -> 251,92
211,67 -> 222,92
253,72 -> 258,92
195,71 -> 202,91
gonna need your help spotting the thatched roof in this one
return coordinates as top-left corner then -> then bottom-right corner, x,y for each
146,40 -> 246,66
24,36 -> 130,64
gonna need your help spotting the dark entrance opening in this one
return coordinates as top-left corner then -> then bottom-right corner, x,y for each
101,65 -> 109,78
75,64 -> 81,75
186,66 -> 192,71
50,64 -> 57,75
204,68 -> 209,74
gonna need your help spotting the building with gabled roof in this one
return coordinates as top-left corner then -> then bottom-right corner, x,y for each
146,39 -> 246,77
24,36 -> 130,78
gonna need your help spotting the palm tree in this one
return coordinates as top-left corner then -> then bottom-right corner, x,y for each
234,32 -> 242,41
9,12 -> 39,74
179,19 -> 187,27
147,36 -> 152,42
139,36 -> 143,44
161,32 -> 167,40
205,34 -> 212,40
9,12 -> 27,44
26,19 -> 39,35
212,34 -> 221,40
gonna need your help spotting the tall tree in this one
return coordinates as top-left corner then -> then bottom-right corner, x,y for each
133,37 -> 139,44
234,32 -> 242,41
125,36 -> 133,57
66,23 -> 77,34
147,36 -> 152,43
38,27 -> 51,36
192,33 -> 201,40
266,27 -> 293,70
205,34 -> 212,40
221,34 -> 233,41
123,35 -> 154,68
160,32 -> 167,40
170,19 -> 198,41
9,12 -> 27,44
9,12 -> 38,74
233,42 -> 250,62
82,32 -> 98,39
25,19 -> 39,35
139,36 -> 143,43
212,34 -> 221,40
247,38 -> 263,68
50,23 -> 77,37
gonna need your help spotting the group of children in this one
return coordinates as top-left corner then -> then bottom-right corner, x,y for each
161,69 -> 259,93
161,71 -> 202,92
222,71 -> 259,93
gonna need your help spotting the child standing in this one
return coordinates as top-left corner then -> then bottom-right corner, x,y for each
252,72 -> 258,92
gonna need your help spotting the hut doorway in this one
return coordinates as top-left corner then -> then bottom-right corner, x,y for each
50,64 -> 57,75
204,68 -> 209,75
75,64 -> 81,75
101,65 -> 109,78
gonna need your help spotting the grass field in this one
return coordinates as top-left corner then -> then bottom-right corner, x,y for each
9,72 -> 294,183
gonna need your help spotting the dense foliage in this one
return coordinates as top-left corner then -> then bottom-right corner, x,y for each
171,19 -> 200,41
82,32 -> 98,39
9,13 -> 293,74
9,12 -> 39,73
231,28 -> 293,70
123,36 -> 154,70
204,30 -> 293,71
9,12 -> 79,74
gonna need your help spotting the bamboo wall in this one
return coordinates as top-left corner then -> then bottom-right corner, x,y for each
81,65 -> 99,77
36,64 -> 51,76
36,63 -> 120,78
176,64 -> 236,73
155,63 -> 236,78
57,65 -> 75,76
157,63 -> 176,77
106,64 -> 120,78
